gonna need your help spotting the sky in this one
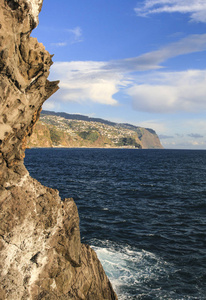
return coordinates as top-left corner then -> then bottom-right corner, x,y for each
32,0 -> 206,149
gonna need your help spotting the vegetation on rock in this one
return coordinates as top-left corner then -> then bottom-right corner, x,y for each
27,112 -> 163,149
78,130 -> 99,142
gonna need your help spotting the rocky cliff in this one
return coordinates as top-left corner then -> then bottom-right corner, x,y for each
27,112 -> 163,149
0,1 -> 117,299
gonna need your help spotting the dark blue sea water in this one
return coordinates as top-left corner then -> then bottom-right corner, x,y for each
24,148 -> 206,300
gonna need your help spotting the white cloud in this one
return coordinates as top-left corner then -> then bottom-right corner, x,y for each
135,0 -> 206,23
51,42 -> 67,47
49,33 -> 206,70
50,61 -> 122,105
104,34 -> 206,72
50,26 -> 83,47
127,70 -> 206,113
66,26 -> 83,43
43,100 -> 59,110
49,34 -> 206,109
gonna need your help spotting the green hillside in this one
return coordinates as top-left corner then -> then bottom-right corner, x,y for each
27,111 -> 163,149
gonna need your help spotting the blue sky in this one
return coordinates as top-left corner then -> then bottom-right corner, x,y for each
33,0 -> 206,149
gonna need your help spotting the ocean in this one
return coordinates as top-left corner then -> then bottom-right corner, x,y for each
24,148 -> 206,299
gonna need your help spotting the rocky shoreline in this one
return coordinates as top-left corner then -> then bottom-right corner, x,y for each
0,0 -> 117,299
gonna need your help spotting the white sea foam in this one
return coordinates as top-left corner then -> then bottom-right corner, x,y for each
91,241 -> 171,299
102,207 -> 109,211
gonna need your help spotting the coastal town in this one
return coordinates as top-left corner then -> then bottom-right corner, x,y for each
40,114 -> 140,146
27,112 -> 163,149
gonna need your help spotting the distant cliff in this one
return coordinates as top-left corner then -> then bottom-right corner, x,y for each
27,110 -> 163,149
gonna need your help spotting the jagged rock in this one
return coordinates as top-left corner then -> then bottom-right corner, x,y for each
0,1 -> 117,299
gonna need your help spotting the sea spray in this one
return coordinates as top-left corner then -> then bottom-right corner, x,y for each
91,240 -> 174,299
25,148 -> 206,299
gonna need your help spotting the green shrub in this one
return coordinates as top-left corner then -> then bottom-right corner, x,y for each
117,137 -> 140,148
49,127 -> 62,145
78,130 -> 99,142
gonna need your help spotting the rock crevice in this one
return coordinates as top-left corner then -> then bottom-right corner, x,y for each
0,0 -> 117,299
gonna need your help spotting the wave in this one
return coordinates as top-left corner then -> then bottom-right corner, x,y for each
91,240 -> 173,300
91,239 -> 206,300
25,149 -> 206,299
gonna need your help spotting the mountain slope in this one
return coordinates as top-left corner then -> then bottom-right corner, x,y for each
27,110 -> 163,149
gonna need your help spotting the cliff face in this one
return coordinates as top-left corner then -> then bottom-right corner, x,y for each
26,113 -> 163,149
138,128 -> 163,149
0,1 -> 117,299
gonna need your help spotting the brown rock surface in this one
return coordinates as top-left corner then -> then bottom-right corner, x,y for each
0,0 -> 117,299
